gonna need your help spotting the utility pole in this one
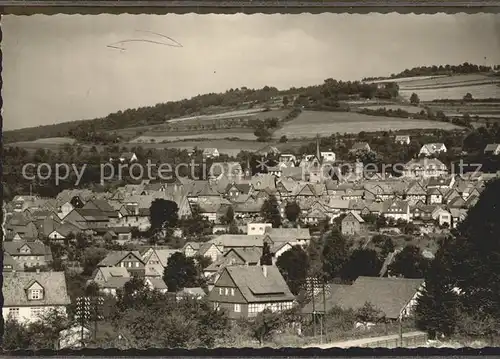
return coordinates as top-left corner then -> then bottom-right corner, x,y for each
75,297 -> 91,347
76,296 -> 103,346
92,296 -> 104,342
399,316 -> 403,346
311,277 -> 316,337
322,280 -> 327,340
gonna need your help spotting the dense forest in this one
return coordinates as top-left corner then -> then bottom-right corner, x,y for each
363,62 -> 497,81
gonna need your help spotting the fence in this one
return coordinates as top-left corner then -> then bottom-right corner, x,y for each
305,331 -> 428,348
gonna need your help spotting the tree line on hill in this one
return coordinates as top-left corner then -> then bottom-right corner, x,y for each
363,62 -> 495,81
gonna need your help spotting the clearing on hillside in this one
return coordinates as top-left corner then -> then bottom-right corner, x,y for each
273,110 -> 460,139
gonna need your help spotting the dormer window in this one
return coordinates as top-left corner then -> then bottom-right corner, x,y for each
30,289 -> 43,300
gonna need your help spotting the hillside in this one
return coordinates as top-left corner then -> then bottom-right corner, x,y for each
5,63 -> 499,146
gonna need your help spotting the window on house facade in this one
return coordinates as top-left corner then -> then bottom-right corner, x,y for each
234,304 -> 241,313
225,288 -> 229,296
30,289 -> 43,300
31,307 -> 44,318
135,262 -> 140,268
9,308 -> 20,318
219,288 -> 223,295
231,288 -> 235,296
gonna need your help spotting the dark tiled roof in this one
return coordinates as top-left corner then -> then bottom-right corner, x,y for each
98,251 -> 144,267
3,271 -> 71,307
301,276 -> 424,319
224,265 -> 295,303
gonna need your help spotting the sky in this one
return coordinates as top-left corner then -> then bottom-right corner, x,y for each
3,13 -> 500,130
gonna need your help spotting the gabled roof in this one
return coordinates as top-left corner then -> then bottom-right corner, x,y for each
405,181 -> 427,196
98,251 -> 144,267
343,211 -> 365,223
223,265 -> 295,303
3,240 -> 51,256
265,227 -> 311,241
208,234 -> 269,249
74,208 -> 109,221
301,276 -> 424,319
3,271 -> 71,307
296,183 -> 317,197
146,277 -> 168,290
382,200 -> 409,213
351,142 -> 370,151
224,247 -> 262,265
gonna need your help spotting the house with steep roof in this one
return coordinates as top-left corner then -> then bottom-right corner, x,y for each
301,276 -> 424,320
97,250 -> 145,278
3,271 -> 71,323
145,277 -> 169,293
207,265 -> 295,319
141,248 -> 180,277
89,266 -> 131,296
47,220 -> 84,242
265,227 -> 312,245
403,158 -> 448,179
418,143 -> 447,157
341,211 -> 366,236
405,181 -> 427,202
411,203 -> 436,222
382,200 -> 411,222
82,199 -> 119,224
63,208 -> 110,231
349,142 -> 371,153
427,188 -> 444,205
431,207 -> 452,227
204,247 -> 263,279
427,176 -> 455,190
5,220 -> 39,241
182,242 -> 202,257
224,182 -> 252,201
4,240 -> 53,269
447,196 -> 467,209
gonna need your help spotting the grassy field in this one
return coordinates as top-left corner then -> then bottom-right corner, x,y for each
130,128 -> 257,143
122,139 -> 266,157
395,74 -> 500,101
7,137 -> 78,149
367,75 -> 448,84
273,110 -> 461,139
